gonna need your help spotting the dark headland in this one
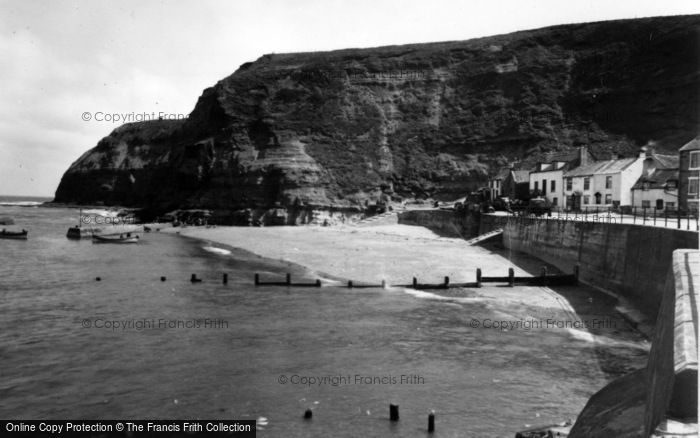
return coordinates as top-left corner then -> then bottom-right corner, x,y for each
53,15 -> 700,223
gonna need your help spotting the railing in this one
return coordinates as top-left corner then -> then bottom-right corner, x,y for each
506,205 -> 699,231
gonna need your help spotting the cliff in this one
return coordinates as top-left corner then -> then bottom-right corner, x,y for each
54,15 -> 700,222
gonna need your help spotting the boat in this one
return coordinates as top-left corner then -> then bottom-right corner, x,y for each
67,225 -> 103,239
0,229 -> 28,240
92,233 -> 140,244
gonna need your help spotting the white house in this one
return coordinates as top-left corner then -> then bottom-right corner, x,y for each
563,149 -> 647,210
631,169 -> 679,210
528,147 -> 591,207
630,152 -> 679,210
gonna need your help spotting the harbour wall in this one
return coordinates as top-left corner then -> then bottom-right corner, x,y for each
487,215 -> 698,319
397,209 -> 480,238
569,249 -> 698,437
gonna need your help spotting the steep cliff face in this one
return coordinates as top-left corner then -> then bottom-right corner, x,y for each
54,15 -> 700,220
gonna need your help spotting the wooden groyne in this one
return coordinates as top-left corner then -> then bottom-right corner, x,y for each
253,266 -> 579,289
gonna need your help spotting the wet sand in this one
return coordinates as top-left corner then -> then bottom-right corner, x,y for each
162,223 -> 586,315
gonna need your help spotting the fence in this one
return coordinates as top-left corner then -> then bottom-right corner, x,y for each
508,205 -> 699,231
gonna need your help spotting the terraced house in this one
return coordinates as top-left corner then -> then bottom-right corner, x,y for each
528,147 -> 592,208
563,149 -> 647,210
678,137 -> 700,214
630,151 -> 679,211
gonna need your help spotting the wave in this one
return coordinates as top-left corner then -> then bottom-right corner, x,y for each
400,287 -> 487,304
566,328 -> 649,350
202,246 -> 232,256
0,201 -> 44,207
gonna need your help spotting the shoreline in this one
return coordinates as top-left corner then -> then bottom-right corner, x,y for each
162,224 -> 637,321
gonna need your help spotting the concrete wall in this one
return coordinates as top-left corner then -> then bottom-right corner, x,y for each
397,209 -> 480,238
569,250 -> 698,437
644,249 -> 698,435
500,216 -> 698,317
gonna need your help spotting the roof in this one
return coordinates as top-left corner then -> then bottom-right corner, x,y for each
542,150 -> 579,163
494,168 -> 511,180
651,153 -> 679,169
511,170 -> 530,183
632,168 -> 679,190
564,158 -> 638,177
679,137 -> 700,152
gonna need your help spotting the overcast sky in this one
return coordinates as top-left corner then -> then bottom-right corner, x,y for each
1,0 -> 698,197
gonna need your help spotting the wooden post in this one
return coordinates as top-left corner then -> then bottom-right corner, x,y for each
476,268 -> 482,288
381,279 -> 386,289
444,276 -> 449,288
254,273 -> 259,286
413,277 -> 417,288
223,273 -> 228,285
286,273 -> 291,285
161,276 -> 166,282
540,266 -> 547,286
428,411 -> 435,433
389,404 -> 399,421
315,279 -> 321,287
348,280 -> 353,288
677,209 -> 681,229
508,268 -> 514,287
304,409 -> 312,419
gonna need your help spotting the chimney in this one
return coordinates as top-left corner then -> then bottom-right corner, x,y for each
579,146 -> 588,166
638,146 -> 647,159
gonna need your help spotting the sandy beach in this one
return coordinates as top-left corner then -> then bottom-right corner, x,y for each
162,222 -> 592,316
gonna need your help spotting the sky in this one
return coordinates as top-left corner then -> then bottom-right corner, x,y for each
1,0 -> 698,197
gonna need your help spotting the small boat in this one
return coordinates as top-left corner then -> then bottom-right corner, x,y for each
0,229 -> 28,240
92,233 -> 140,244
67,225 -> 102,239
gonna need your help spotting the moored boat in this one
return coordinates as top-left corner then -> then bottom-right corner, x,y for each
92,233 -> 140,244
67,225 -> 102,239
0,229 -> 28,240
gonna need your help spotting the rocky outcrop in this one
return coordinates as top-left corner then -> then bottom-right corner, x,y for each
54,15 -> 700,220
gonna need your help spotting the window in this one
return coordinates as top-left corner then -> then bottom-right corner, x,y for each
584,177 -> 590,190
689,177 -> 699,195
583,195 -> 590,205
605,176 -> 612,189
690,151 -> 700,170
595,193 -> 602,204
551,180 -> 556,192
534,181 -> 538,191
656,199 -> 664,210
566,195 -> 573,207
542,179 -> 547,195
566,178 -> 572,191
642,200 -> 650,208
605,194 -> 612,204
552,197 -> 558,206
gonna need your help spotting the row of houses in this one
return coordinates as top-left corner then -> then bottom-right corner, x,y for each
488,137 -> 700,213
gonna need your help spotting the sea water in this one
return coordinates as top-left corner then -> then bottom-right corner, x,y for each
0,200 -> 649,437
